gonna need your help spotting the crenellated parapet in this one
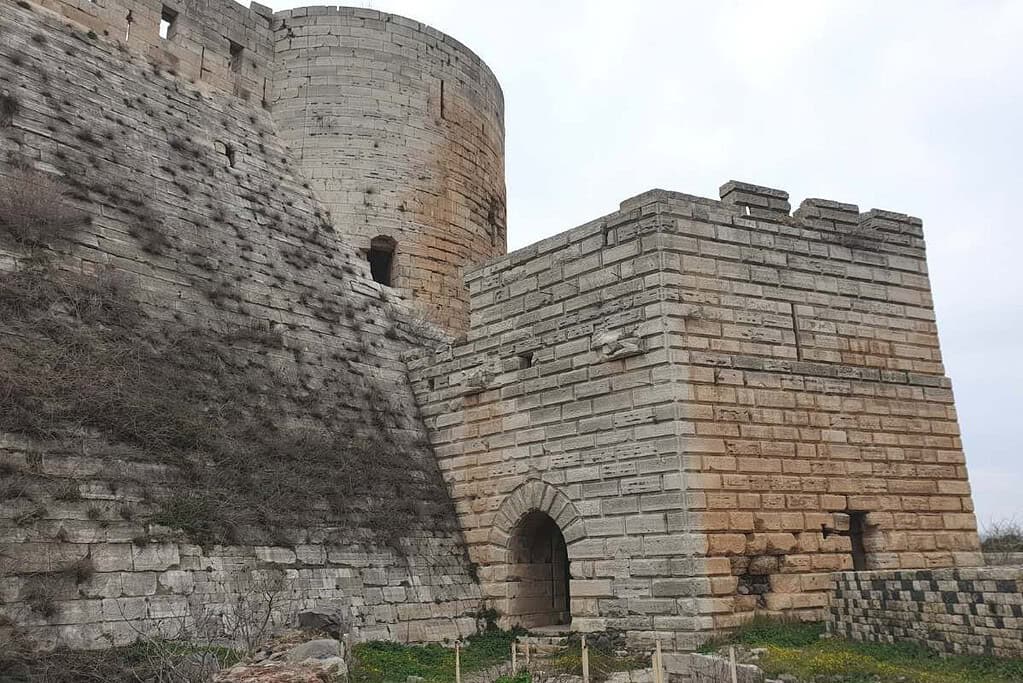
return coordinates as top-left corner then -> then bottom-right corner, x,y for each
720,180 -> 927,258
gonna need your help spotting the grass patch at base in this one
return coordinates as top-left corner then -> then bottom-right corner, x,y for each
350,628 -> 522,683
702,617 -> 1023,683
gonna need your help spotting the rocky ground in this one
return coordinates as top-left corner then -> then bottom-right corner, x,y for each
213,632 -> 348,683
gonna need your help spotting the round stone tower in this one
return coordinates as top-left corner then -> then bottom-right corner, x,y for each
271,6 -> 506,332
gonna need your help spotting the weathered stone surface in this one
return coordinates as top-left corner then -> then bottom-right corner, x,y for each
0,0 -> 483,652
0,0 -> 989,659
285,638 -> 341,662
411,186 -> 980,644
272,9 -> 506,332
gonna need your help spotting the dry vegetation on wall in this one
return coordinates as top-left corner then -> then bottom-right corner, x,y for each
0,163 -> 451,549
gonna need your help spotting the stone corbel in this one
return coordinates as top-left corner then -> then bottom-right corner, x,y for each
592,327 -> 645,361
459,364 -> 494,395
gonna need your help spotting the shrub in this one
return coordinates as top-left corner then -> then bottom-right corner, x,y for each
23,577 -> 59,619
0,94 -> 18,127
0,168 -> 89,248
64,556 -> 95,585
52,479 -> 81,501
981,518 -> 1023,554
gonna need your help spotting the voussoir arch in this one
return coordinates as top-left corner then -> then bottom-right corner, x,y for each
487,479 -> 586,564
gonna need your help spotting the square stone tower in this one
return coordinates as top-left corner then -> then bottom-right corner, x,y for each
410,182 -> 981,649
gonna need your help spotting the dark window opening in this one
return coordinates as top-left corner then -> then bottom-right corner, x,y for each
517,351 -> 534,369
229,40 -> 244,73
849,511 -> 868,571
427,377 -> 436,391
223,142 -> 236,167
439,80 -> 445,120
367,235 -> 396,287
159,7 -> 177,41
487,196 -> 503,247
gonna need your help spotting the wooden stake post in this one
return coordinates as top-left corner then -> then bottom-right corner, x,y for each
581,635 -> 590,683
511,638 -> 518,674
455,642 -> 461,683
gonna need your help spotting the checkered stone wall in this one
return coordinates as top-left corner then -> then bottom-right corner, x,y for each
830,567 -> 1023,658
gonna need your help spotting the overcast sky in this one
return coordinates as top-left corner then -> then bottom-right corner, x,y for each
262,0 -> 1022,529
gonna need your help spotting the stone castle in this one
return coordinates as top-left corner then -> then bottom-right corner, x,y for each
0,0 -> 984,656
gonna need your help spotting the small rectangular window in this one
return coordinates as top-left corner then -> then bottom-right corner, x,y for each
229,40 -> 244,74
160,7 -> 177,41
517,351 -> 534,370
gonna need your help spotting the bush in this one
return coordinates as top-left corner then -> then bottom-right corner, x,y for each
0,93 -> 18,127
0,636 -> 238,683
0,167 -> 89,248
23,577 -> 60,619
981,519 -> 1023,554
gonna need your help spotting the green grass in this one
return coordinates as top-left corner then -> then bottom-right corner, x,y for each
702,617 -> 1023,683
494,673 -> 531,683
349,628 -> 523,683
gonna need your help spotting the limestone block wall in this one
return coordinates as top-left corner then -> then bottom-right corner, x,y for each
664,183 -> 981,632
35,0 -> 275,101
409,201 -> 716,647
830,567 -> 1023,658
411,184 -> 980,649
0,2 -> 480,650
271,7 -> 507,332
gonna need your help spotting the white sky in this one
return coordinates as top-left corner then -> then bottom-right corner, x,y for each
261,0 -> 1023,529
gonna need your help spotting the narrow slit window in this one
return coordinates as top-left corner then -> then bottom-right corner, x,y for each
439,80 -> 445,120
849,511 -> 868,571
517,351 -> 535,369
367,235 -> 396,287
229,40 -> 244,74
160,7 -> 177,41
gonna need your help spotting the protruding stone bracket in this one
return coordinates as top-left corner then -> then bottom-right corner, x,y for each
458,364 -> 495,395
591,327 -> 645,362
486,479 -> 586,564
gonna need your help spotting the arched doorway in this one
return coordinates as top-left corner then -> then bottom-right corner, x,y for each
507,510 -> 571,628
